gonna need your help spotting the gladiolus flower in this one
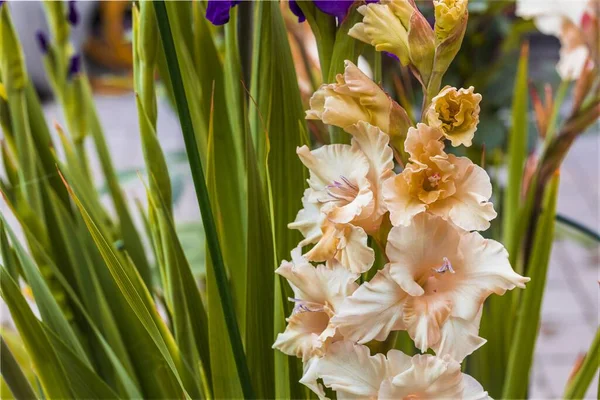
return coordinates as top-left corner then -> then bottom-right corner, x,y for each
290,0 -> 377,23
516,0 -> 593,80
290,122 -> 393,273
331,213 -> 529,361
348,0 -> 415,65
304,341 -> 491,399
272,249 -> 358,362
383,123 -> 496,231
307,61 -> 395,131
433,0 -> 468,41
426,86 -> 482,147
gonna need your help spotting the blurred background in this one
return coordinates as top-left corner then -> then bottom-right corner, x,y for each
0,1 -> 598,398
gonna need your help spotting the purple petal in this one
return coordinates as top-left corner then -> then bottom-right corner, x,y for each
289,0 -> 306,23
313,0 -> 353,20
68,54 -> 82,79
67,1 -> 79,26
383,51 -> 399,61
36,30 -> 50,54
206,0 -> 241,26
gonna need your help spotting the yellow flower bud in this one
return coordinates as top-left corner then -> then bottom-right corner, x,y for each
434,0 -> 468,41
348,0 -> 415,65
425,86 -> 481,147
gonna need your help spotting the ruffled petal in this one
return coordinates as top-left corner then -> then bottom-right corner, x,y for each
433,313 -> 487,362
205,0 -> 240,25
332,266 -> 406,343
437,155 -> 497,231
300,356 -> 327,399
462,373 -> 492,400
272,311 -> 330,361
402,295 -> 453,353
313,341 -> 388,399
391,354 -> 464,398
288,188 -> 326,246
382,172 -> 427,227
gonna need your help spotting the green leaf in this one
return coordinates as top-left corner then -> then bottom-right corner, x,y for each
0,213 -> 89,365
0,336 -> 38,400
327,6 -> 365,82
503,172 -> 559,399
0,269 -> 73,399
563,327 -> 600,399
154,2 -> 254,398
503,42 -> 530,264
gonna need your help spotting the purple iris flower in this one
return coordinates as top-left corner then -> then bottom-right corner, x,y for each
206,0 -> 241,26
289,0 -> 377,23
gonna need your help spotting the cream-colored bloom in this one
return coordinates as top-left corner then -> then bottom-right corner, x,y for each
332,214 -> 529,361
289,122 -> 393,273
516,0 -> 592,80
426,86 -> 482,147
273,249 -> 358,362
383,123 -> 496,231
304,341 -> 490,399
434,0 -> 469,41
348,0 -> 415,65
306,60 -> 395,132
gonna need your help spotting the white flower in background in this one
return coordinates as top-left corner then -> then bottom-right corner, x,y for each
272,248 -> 358,362
516,0 -> 593,79
304,341 -> 491,399
383,123 -> 496,231
289,121 -> 393,273
332,213 -> 529,361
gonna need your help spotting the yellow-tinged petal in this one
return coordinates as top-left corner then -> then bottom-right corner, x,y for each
434,0 -> 469,41
426,86 -> 482,147
349,2 -> 412,65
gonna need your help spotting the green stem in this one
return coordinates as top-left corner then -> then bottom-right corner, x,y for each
153,2 -> 254,399
563,328 -> 600,399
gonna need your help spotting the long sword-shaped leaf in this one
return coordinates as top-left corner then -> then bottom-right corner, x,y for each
0,269 -> 73,398
154,2 -> 253,398
0,336 -> 38,400
503,172 -> 560,399
563,328 -> 600,399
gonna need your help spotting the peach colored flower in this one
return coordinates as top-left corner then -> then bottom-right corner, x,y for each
289,122 -> 393,273
383,123 -> 496,231
272,249 -> 358,362
331,214 -> 529,361
303,341 -> 490,399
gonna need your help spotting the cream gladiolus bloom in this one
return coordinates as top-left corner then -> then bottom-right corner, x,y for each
516,0 -> 591,80
272,249 -> 358,362
348,0 -> 415,65
289,122 -> 393,273
306,60 -> 394,132
426,86 -> 482,147
304,341 -> 490,399
332,214 -> 529,362
383,123 -> 496,231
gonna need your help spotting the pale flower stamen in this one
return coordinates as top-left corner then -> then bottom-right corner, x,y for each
289,297 -> 325,313
326,176 -> 359,203
432,257 -> 455,274
427,173 -> 441,188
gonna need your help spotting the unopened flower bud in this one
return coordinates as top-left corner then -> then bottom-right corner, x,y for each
36,30 -> 50,54
425,86 -> 481,147
306,60 -> 411,145
349,0 -> 414,66
433,0 -> 468,41
67,54 -> 82,79
67,1 -> 79,26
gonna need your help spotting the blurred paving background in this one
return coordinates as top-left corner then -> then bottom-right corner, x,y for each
0,1 -> 598,399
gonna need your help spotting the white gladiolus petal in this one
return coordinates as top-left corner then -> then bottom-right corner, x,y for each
433,314 -> 487,363
313,341 -> 387,400
332,266 -> 406,343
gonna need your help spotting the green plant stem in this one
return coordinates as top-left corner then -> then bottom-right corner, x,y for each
556,214 -> 600,242
563,328 -> 600,399
153,2 -> 254,399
